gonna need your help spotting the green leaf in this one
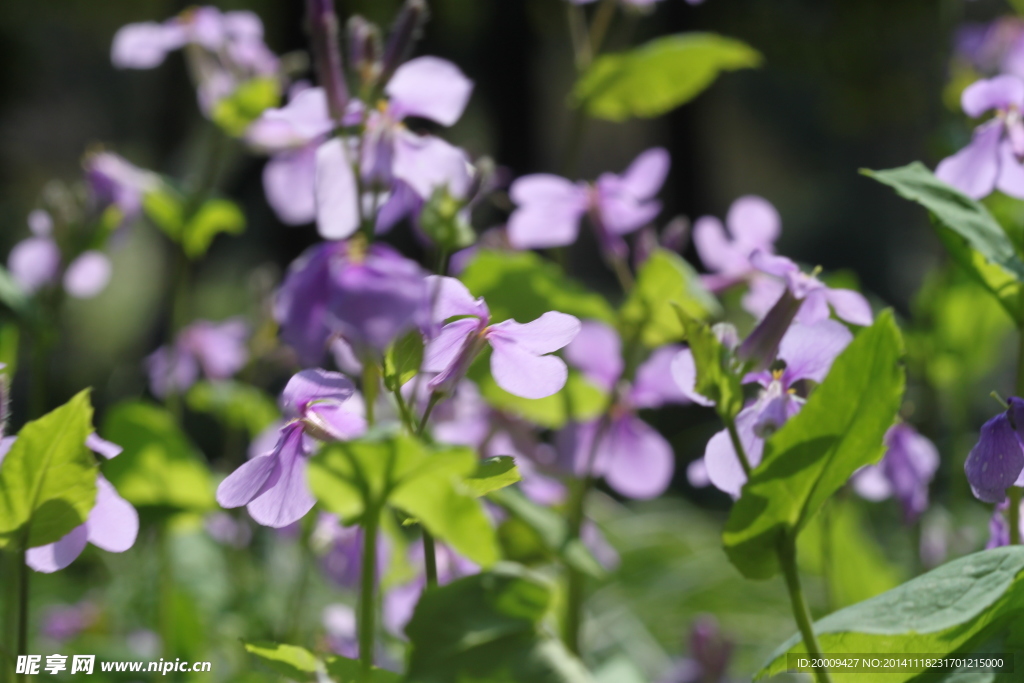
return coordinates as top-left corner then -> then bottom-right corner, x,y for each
723,311 -> 905,579
384,331 -> 425,392
675,309 -> 743,420
143,186 -> 186,240
489,487 -> 604,579
573,33 -> 762,122
0,390 -> 97,549
185,380 -> 279,437
405,563 -> 595,683
326,655 -> 402,683
212,77 -> 280,137
243,641 -> 319,681
0,266 -> 31,317
0,321 -> 18,377
758,547 -> 1024,683
182,199 -> 246,259
460,250 -> 615,325
471,359 -> 606,429
464,456 -> 521,497
864,162 -> 1024,317
310,435 -> 500,566
101,401 -> 215,512
621,249 -> 719,347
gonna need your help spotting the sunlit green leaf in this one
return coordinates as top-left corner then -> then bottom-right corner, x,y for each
243,641 -> 319,681
675,308 -> 743,420
0,390 -> 97,549
464,456 -> 521,497
723,311 -> 905,579
621,249 -> 719,347
573,33 -> 762,122
384,331 -> 424,392
183,199 -> 245,259
143,185 -> 186,240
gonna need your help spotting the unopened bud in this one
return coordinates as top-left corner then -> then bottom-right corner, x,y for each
737,289 -> 802,372
380,0 -> 429,86
660,216 -> 690,253
307,0 -> 349,121
347,16 -> 382,87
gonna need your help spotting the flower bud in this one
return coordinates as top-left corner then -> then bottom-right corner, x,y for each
306,0 -> 349,121
736,289 -> 802,371
347,16 -> 382,87
380,0 -> 428,86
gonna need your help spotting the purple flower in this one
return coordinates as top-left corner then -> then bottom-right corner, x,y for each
658,616 -> 734,683
559,321 -> 690,499
383,540 -> 478,636
312,513 -> 390,588
204,512 -> 253,548
507,148 -> 669,254
954,18 -> 1024,78
84,151 -> 158,228
693,195 -> 782,318
63,251 -> 112,299
216,369 -> 366,528
423,276 -> 581,400
936,75 -> 1024,200
112,7 -> 278,115
1,435 -> 140,574
750,251 -> 873,327
322,604 -> 358,658
8,236 -> 60,294
676,320 -> 853,497
40,601 -> 99,642
964,396 -> 1024,504
987,498 -> 1024,548
276,241 -> 430,364
145,318 -> 249,398
852,423 -> 939,524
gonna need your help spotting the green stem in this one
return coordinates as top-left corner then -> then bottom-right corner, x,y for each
358,506 -> 381,681
1010,487 -> 1022,546
417,393 -> 440,435
588,0 -> 617,60
820,500 -> 833,613
157,529 -> 175,659
724,415 -> 753,477
779,536 -> 833,683
422,531 -> 439,589
363,363 -> 379,427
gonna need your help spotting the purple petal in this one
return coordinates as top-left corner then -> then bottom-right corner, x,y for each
86,433 -> 122,460
486,311 -> 581,355
669,349 -> 715,407
488,338 -> 569,399
687,459 -> 710,487
935,119 -> 1002,200
315,138 -> 360,240
794,289 -> 831,325
246,88 -> 333,151
111,21 -> 184,69
386,56 -> 473,127
179,318 -> 249,380
217,450 -> 281,508
245,425 -> 317,528
852,464 -> 893,501
63,251 -> 112,299
742,275 -> 786,319
824,288 -> 873,326
563,320 -> 623,392
282,368 -> 357,414
26,525 -> 90,573
777,319 -> 853,384
693,216 -> 748,276
596,191 -> 662,236
263,145 -> 318,225
375,182 -> 422,234
275,242 -> 340,366
726,195 -> 780,248
603,415 -> 675,499
383,581 -> 422,636
704,407 -> 764,498
28,210 -> 52,237
749,250 -> 799,279
307,402 -> 367,441
426,275 -> 489,322
392,132 -> 472,200
423,318 -> 480,373
8,237 -> 60,293
631,345 -> 690,408
965,412 -> 1024,503
996,139 -> 1024,199
85,476 -> 139,553
961,75 -> 1024,117
144,345 -> 200,399
507,174 -> 588,249
617,147 -> 670,200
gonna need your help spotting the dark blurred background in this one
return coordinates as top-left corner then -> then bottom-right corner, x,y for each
0,0 -> 992,418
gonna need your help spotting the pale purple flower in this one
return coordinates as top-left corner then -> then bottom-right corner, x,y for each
8,236 -> 60,294
205,512 -> 253,548
750,251 -> 873,327
383,540 -> 478,636
5,435 -> 140,574
987,498 -> 1024,548
852,423 -> 940,524
964,396 -> 1024,504
323,604 -> 358,658
216,369 -> 366,528
675,320 -> 853,497
145,318 -> 249,398
954,18 -> 1024,78
658,616 -> 734,683
63,251 -> 112,299
559,321 -> 689,499
936,75 -> 1024,200
312,513 -> 389,588
507,148 -> 669,255
423,276 -> 580,400
40,601 -> 99,642
84,151 -> 158,227
693,196 -> 783,318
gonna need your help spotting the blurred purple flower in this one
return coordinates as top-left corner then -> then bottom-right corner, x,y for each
751,251 -> 873,327
936,75 -> 1024,200
312,513 -> 390,588
145,318 -> 249,398
205,512 -> 253,548
954,18 -> 1024,78
423,276 -> 580,399
508,148 -> 669,256
6,435 -> 140,574
216,369 -> 366,528
964,396 -> 1024,504
560,321 -> 689,499
852,423 -> 939,524
322,604 -> 358,658
676,320 -> 853,497
659,616 -> 734,683
84,151 -> 158,227
383,540 -> 478,636
40,601 -> 99,642
8,236 -> 60,294
63,251 -> 112,299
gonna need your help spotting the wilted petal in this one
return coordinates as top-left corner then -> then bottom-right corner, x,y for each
85,476 -> 139,553
264,145 -> 318,225
961,75 -> 1024,117
386,56 -> 474,127
564,320 -> 623,392
316,138 -> 360,240
935,119 -> 1002,200
8,237 -> 60,293
727,195 -> 780,248
777,319 -> 853,384
603,415 -> 674,499
63,251 -> 112,299
965,412 -> 1024,503
487,312 -> 581,356
26,526 -> 90,574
